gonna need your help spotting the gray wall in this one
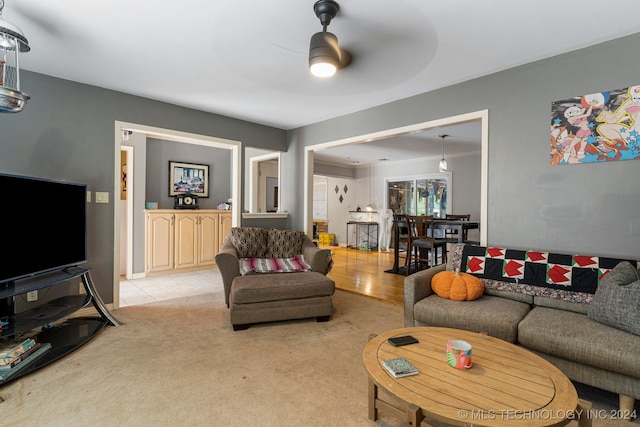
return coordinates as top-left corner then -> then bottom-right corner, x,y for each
285,33 -> 640,259
0,72 -> 286,304
145,138 -> 232,209
3,33 -> 640,308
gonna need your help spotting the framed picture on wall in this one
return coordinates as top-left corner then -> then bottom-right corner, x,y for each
169,161 -> 209,197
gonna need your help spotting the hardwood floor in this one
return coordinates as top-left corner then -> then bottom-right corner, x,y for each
120,246 -> 406,307
325,246 -> 406,306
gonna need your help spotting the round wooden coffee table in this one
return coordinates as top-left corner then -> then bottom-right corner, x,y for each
363,327 -> 583,427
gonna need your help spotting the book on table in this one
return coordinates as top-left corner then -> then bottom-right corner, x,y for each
382,356 -> 419,378
0,343 -> 52,381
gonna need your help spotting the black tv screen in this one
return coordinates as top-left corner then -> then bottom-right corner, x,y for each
0,173 -> 87,284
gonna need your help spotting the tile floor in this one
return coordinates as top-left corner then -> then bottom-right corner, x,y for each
119,269 -> 219,307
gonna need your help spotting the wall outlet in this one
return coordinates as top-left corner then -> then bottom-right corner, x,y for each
95,192 -> 109,204
26,290 -> 38,302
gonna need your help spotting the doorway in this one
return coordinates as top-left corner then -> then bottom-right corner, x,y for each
248,151 -> 281,213
113,121 -> 242,309
304,110 -> 489,246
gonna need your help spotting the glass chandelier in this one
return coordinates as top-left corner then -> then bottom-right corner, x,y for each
0,0 -> 30,113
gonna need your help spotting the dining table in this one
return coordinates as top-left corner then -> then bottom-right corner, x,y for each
389,216 -> 480,274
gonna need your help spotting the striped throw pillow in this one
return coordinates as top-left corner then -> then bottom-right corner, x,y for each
239,255 -> 312,275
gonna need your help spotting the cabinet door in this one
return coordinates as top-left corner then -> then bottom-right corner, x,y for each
146,212 -> 175,272
219,212 -> 232,248
197,212 -> 219,266
174,212 -> 198,270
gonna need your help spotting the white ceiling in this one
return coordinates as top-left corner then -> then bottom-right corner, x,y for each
5,1 -> 640,164
312,120 -> 483,166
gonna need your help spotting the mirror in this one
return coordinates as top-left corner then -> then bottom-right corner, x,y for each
245,148 -> 281,214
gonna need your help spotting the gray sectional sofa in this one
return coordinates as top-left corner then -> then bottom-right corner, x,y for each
404,243 -> 640,416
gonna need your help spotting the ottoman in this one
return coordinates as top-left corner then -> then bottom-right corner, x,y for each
229,271 -> 336,330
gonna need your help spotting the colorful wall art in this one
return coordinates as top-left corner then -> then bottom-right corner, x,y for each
551,85 -> 640,165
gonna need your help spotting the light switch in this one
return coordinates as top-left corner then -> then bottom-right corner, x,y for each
86,191 -> 91,203
96,192 -> 109,203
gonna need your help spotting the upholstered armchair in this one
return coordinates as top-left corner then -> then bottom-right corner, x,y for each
215,227 -> 335,330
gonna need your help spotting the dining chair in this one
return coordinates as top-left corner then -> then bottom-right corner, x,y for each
404,215 -> 448,276
393,214 -> 409,266
445,213 -> 471,243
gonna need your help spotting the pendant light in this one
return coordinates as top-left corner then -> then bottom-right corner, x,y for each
366,163 -> 376,211
0,0 -> 30,113
438,134 -> 448,172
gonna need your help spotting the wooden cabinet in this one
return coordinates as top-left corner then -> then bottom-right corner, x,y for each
219,211 -> 232,247
146,211 -> 175,273
146,210 -> 232,274
173,212 -> 199,270
198,212 -> 220,267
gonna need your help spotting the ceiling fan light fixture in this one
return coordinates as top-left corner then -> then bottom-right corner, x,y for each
309,31 -> 340,78
309,0 -> 349,78
0,0 -> 30,113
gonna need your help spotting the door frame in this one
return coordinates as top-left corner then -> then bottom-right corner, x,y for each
113,121 -> 242,309
121,145 -> 134,280
304,110 -> 489,246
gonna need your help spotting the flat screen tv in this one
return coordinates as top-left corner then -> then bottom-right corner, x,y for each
0,173 -> 87,285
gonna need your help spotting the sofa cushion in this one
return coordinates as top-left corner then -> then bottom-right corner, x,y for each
482,281 -> 534,304
230,227 -> 268,258
412,294 -> 531,343
519,306 -> 640,378
230,271 -> 335,305
238,255 -> 312,275
533,296 -> 589,315
265,229 -> 305,259
588,261 -> 640,336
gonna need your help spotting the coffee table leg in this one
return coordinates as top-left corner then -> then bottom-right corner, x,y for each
577,399 -> 593,427
620,395 -> 635,420
407,404 -> 424,426
368,377 -> 378,421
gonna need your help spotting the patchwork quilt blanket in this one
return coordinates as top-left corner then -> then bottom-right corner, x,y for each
450,244 -> 638,304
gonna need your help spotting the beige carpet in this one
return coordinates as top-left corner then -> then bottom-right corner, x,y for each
0,278 -> 636,426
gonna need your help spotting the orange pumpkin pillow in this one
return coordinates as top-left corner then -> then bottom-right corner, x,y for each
432,269 -> 484,301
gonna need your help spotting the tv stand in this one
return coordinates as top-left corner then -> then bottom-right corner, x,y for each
0,267 -> 120,385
